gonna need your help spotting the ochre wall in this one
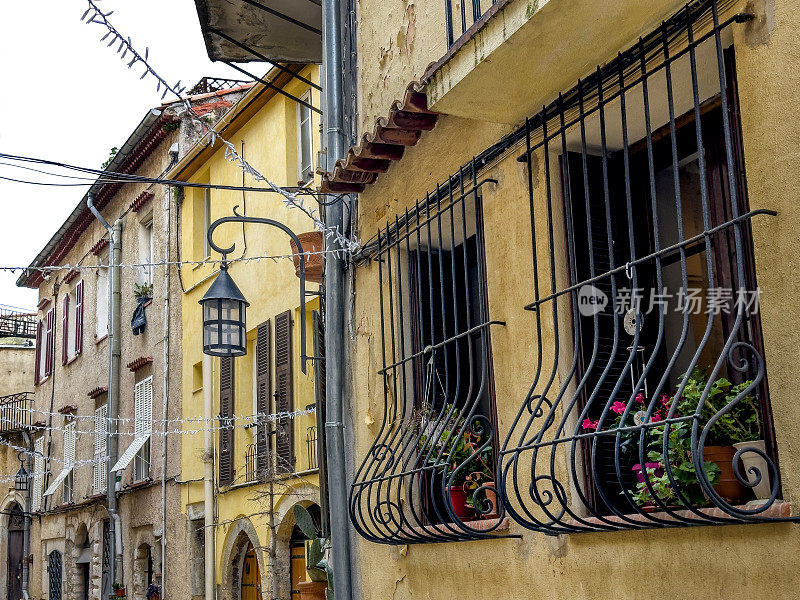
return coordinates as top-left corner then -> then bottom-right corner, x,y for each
176,65 -> 323,599
349,0 -> 800,598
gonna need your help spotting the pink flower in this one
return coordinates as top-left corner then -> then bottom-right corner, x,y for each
611,401 -> 627,415
651,413 -> 662,423
659,394 -> 671,407
582,418 -> 599,431
635,393 -> 646,405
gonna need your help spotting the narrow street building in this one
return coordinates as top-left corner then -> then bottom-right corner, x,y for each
15,81 -> 250,600
167,65 -> 325,600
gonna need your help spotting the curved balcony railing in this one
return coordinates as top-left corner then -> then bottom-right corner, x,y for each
0,392 -> 33,434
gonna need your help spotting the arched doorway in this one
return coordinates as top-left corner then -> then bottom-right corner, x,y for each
240,543 -> 261,600
7,504 -> 24,600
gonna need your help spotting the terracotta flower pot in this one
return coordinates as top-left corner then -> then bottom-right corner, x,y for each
290,231 -> 325,284
113,589 -> 126,598
448,485 -> 473,520
703,445 -> 748,503
297,581 -> 327,600
733,439 -> 772,499
482,481 -> 499,518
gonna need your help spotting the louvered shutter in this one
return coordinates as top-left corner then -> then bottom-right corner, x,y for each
44,308 -> 55,376
135,377 -> 153,437
256,321 -> 271,480
64,421 -> 76,465
218,357 -> 235,486
274,310 -> 294,474
93,405 -> 108,494
32,437 -> 44,511
34,320 -> 42,384
61,294 -> 70,365
75,281 -> 84,355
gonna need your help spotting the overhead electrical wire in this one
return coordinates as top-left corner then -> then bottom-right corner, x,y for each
78,0 -> 360,254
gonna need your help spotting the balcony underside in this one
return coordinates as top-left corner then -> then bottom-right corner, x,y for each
424,0 -> 692,124
195,0 -> 322,63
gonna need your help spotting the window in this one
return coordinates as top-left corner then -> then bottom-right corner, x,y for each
134,377 -> 153,481
37,307 -> 55,381
500,1 -> 784,533
111,376 -> 152,479
138,217 -> 154,287
93,405 -> 108,494
297,91 -> 314,184
350,173 -> 503,543
203,188 -> 212,259
62,282 -> 82,363
47,550 -> 63,600
96,258 -> 109,339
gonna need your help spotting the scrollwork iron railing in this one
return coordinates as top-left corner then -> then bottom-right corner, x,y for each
350,162 -> 509,544
0,392 -> 33,433
500,0 -> 793,533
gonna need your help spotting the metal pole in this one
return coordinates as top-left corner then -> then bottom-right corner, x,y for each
21,431 -> 32,600
87,193 -> 124,589
322,0 -> 354,595
203,352 -> 216,600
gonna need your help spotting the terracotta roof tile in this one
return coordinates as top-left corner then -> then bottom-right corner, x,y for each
320,81 -> 438,194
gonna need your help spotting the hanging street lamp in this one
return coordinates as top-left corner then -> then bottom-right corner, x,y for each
199,206 -> 311,373
14,464 -> 28,492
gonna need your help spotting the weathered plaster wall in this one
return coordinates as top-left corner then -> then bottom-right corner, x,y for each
349,0 -> 800,598
0,344 -> 35,395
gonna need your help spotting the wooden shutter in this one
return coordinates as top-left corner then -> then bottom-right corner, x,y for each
93,405 -> 108,494
256,320 -> 271,480
75,281 -> 84,355
218,357 -> 235,486
34,320 -> 42,384
64,421 -> 76,465
44,308 -> 55,376
61,294 -> 70,365
274,310 -> 294,473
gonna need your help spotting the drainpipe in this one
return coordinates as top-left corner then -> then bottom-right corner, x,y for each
87,192 -> 124,587
21,430 -> 32,600
160,185 -> 171,597
322,0 -> 354,596
203,353 -> 216,600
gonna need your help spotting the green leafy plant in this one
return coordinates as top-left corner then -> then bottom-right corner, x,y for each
134,282 -> 153,299
102,147 -> 119,170
292,505 -> 332,599
417,406 -> 494,493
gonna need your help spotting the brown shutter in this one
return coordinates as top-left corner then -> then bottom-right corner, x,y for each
75,281 -> 84,355
274,310 -> 294,473
256,320 -> 271,480
34,320 -> 42,385
61,294 -> 70,365
218,356 -> 235,486
44,309 -> 54,376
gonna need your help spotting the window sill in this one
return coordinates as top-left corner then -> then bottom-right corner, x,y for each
95,334 -> 108,345
120,478 -> 153,494
562,500 -> 793,530
65,354 -> 80,366
406,516 -> 510,538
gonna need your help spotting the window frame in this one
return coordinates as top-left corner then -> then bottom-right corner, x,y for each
296,90 -> 314,185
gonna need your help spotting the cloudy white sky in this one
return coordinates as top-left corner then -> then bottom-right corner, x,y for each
0,0 -> 257,310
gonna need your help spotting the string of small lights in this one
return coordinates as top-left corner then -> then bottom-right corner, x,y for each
79,0 -> 360,254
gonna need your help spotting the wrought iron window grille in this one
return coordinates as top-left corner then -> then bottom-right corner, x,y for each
350,161 -> 511,544
500,0 -> 793,534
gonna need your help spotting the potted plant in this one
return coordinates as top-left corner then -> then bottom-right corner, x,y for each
292,505 -> 330,600
418,407 -> 495,521
679,368 -> 762,502
134,281 -> 153,301
112,582 -> 126,598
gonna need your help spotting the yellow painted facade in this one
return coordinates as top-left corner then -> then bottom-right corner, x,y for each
169,65 -> 323,600
347,0 -> 800,598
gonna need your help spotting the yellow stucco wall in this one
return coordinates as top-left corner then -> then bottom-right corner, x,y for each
172,66 -> 323,597
349,0 -> 800,598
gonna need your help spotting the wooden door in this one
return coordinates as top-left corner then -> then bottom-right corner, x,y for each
289,541 -> 306,597
7,504 -> 24,600
241,544 -> 261,600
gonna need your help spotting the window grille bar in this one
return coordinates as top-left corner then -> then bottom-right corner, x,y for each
500,0 -> 791,534
351,158 -> 508,544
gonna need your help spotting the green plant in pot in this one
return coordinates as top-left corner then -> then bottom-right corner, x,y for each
134,281 -> 153,300
417,406 -> 495,520
292,504 -> 332,600
112,582 -> 126,598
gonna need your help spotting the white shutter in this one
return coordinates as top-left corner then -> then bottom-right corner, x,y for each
93,405 -> 108,494
32,437 -> 44,511
64,421 -> 76,464
44,423 -> 76,497
111,377 -> 153,472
